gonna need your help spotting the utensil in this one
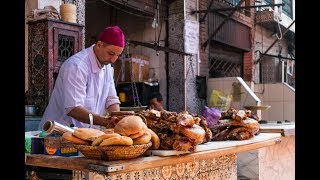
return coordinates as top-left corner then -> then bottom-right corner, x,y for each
244,105 -> 271,110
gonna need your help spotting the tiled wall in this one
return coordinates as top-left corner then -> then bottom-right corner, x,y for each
255,83 -> 295,121
167,0 -> 204,114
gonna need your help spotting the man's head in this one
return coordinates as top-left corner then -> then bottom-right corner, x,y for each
94,26 -> 125,65
148,92 -> 164,111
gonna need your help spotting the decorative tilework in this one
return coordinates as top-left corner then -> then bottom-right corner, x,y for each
72,170 -> 86,180
84,154 -> 237,180
167,0 -> 203,114
74,0 -> 85,49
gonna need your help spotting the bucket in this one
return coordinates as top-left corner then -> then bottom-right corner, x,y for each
60,3 -> 77,23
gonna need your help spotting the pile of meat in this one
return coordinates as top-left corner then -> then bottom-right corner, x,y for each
210,108 -> 260,141
140,109 -> 212,152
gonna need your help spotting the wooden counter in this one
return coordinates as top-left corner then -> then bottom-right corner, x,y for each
26,133 -> 281,179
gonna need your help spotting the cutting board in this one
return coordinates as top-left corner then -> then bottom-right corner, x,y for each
145,133 -> 281,157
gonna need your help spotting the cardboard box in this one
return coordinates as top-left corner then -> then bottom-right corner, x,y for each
125,57 -> 140,82
113,58 -> 125,82
44,136 -> 78,156
141,59 -> 149,81
124,54 -> 149,82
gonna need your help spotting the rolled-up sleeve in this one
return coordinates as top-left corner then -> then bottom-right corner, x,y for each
105,95 -> 121,109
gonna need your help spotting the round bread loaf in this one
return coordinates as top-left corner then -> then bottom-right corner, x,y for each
62,132 -> 91,145
99,136 -> 133,146
132,131 -> 151,145
129,126 -> 147,139
91,133 -> 121,146
147,128 -> 160,150
102,128 -> 115,134
114,115 -> 147,136
72,128 -> 106,141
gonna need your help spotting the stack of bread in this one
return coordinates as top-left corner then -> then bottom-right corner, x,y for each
62,115 -> 160,149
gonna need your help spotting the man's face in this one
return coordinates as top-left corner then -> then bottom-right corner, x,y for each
95,41 -> 124,65
149,98 -> 163,111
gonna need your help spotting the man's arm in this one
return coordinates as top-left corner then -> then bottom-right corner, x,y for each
106,103 -> 120,114
67,106 -> 112,127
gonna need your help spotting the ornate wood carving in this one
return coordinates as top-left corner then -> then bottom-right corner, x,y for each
27,19 -> 83,115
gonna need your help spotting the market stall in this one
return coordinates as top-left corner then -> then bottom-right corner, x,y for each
26,133 -> 281,179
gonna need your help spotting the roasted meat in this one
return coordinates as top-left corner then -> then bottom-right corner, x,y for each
210,108 -> 260,141
140,109 -> 209,151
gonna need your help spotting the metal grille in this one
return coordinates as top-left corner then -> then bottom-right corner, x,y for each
260,57 -> 281,83
58,34 -> 75,63
209,56 -> 242,77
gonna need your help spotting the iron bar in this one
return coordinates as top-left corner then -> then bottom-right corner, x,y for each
225,61 -> 235,72
128,40 -> 192,56
255,20 -> 295,64
199,0 -> 215,23
261,53 -> 295,61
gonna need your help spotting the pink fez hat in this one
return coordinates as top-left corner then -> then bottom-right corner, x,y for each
97,26 -> 125,47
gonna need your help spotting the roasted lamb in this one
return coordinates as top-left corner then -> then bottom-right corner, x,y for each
210,108 -> 260,141
140,109 -> 212,152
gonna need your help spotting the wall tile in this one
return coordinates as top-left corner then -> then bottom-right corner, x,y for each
283,102 -> 295,122
283,85 -> 295,101
267,84 -> 283,102
265,102 -> 283,121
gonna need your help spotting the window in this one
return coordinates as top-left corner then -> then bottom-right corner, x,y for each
282,0 -> 293,18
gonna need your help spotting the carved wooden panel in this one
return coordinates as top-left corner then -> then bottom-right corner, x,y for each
27,19 -> 83,115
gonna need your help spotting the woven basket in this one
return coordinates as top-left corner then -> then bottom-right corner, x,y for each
74,142 -> 152,160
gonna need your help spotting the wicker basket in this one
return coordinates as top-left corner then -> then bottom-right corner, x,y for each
74,142 -> 152,160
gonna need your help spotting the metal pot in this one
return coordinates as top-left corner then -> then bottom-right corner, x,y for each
25,105 -> 39,116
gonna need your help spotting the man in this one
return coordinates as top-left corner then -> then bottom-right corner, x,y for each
38,26 -> 125,130
147,92 -> 164,111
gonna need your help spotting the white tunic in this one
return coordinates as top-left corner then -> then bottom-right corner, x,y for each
38,45 -> 120,130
